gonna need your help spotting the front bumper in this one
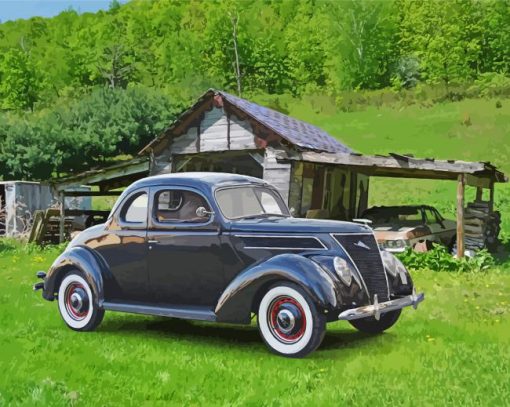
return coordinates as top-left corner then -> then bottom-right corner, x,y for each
33,270 -> 46,292
382,247 -> 407,253
338,289 -> 424,321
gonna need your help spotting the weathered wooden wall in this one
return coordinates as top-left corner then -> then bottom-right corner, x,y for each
288,161 -> 303,214
159,106 -> 257,160
263,148 -> 292,205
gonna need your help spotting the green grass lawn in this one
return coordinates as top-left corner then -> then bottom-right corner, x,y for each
1,246 -> 509,406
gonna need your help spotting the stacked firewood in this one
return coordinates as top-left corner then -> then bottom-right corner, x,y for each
462,201 -> 501,251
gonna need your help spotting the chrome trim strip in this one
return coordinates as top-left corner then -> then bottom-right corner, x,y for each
338,290 -> 424,321
330,232 -> 374,235
235,234 -> 328,250
329,233 -> 371,302
243,246 -> 327,250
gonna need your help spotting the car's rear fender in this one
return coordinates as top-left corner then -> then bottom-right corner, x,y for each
42,246 -> 110,306
214,253 -> 339,324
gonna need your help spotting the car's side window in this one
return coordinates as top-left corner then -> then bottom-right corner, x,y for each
423,209 -> 432,224
120,191 -> 148,224
433,209 -> 444,222
154,189 -> 210,224
424,209 -> 439,224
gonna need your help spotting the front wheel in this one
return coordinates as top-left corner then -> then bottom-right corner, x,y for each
58,271 -> 104,331
257,282 -> 326,358
349,309 -> 401,334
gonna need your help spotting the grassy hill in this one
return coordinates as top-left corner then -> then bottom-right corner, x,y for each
277,96 -> 510,239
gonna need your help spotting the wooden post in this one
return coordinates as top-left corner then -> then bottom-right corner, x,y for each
456,174 -> 465,258
489,180 -> 495,213
59,191 -> 65,243
476,187 -> 483,202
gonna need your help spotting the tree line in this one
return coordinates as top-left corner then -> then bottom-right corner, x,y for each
0,0 -> 508,180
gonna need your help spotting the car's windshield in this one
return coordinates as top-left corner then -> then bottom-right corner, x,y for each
215,186 -> 290,220
363,207 -> 424,225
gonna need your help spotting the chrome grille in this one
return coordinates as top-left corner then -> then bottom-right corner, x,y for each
332,234 -> 389,302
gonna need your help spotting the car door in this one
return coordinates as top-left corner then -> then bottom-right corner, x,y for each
146,186 -> 224,307
94,188 -> 150,302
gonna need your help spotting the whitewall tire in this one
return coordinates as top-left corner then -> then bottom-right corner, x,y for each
58,271 -> 104,331
257,282 -> 326,358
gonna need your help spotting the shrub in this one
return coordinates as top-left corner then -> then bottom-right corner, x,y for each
396,244 -> 495,272
467,72 -> 510,98
391,56 -> 420,90
0,237 -> 67,254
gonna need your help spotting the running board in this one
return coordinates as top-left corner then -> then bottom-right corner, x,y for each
102,302 -> 216,322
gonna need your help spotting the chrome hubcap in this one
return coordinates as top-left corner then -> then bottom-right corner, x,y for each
276,309 -> 295,334
65,283 -> 89,320
70,292 -> 83,310
268,295 -> 307,344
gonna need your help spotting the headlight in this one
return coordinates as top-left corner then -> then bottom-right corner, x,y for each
333,256 -> 352,286
381,250 -> 408,284
385,239 -> 407,249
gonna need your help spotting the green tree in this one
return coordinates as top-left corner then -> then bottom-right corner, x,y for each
0,47 -> 45,110
326,0 -> 398,91
481,0 -> 510,74
0,86 -> 186,180
96,44 -> 136,88
284,0 -> 328,95
397,0 -> 483,92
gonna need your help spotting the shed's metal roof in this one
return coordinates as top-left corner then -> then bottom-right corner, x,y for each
218,91 -> 352,154
140,89 -> 352,155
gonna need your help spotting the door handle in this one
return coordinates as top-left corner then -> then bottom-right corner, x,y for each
148,240 -> 160,244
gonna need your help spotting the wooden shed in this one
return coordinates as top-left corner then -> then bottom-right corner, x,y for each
55,89 -> 507,255
140,90 -> 366,219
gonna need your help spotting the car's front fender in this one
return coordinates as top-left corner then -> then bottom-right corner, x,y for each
42,246 -> 110,305
214,253 -> 339,324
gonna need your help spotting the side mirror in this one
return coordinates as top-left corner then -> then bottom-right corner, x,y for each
196,206 -> 214,218
289,207 -> 296,216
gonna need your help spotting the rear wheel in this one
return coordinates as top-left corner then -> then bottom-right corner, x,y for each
349,309 -> 401,334
58,271 -> 104,331
257,282 -> 326,358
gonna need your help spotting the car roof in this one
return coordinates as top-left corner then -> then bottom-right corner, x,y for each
128,172 -> 268,190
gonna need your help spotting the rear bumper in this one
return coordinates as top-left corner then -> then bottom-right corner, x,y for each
338,289 -> 424,321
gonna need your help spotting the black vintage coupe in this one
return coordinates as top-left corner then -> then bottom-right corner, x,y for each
35,173 -> 424,357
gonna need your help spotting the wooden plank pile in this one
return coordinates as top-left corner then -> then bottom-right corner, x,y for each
28,209 -> 73,244
460,201 -> 501,252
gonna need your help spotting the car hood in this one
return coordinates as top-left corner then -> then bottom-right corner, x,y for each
229,217 -> 371,234
372,224 -> 428,240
